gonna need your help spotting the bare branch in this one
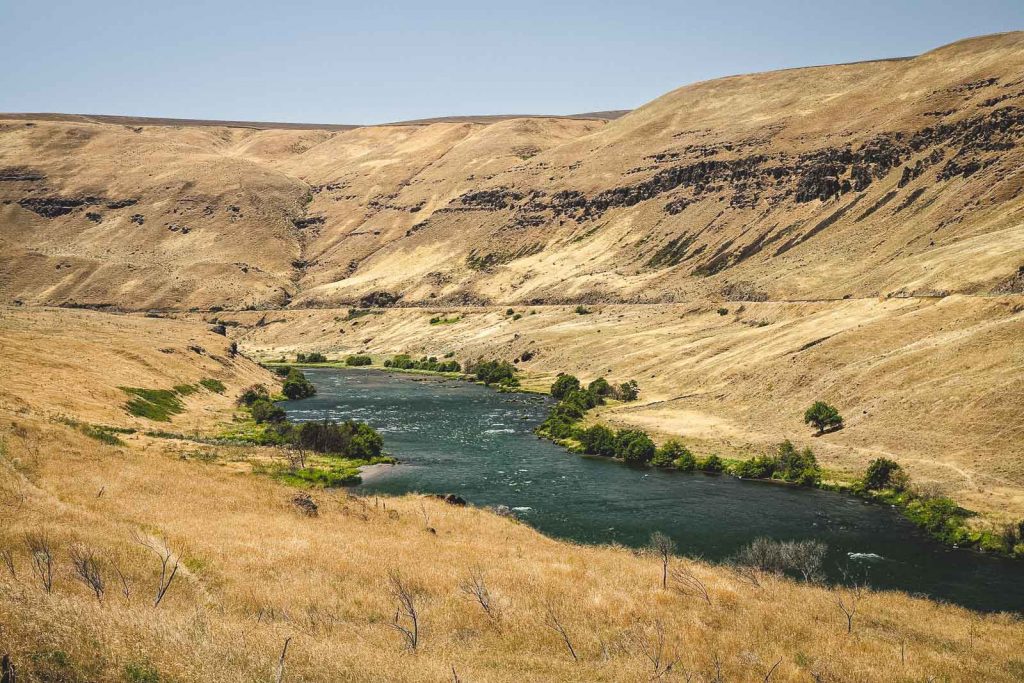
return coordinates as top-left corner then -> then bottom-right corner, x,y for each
69,543 -> 105,602
275,637 -> 291,683
387,570 -> 420,650
132,532 -> 180,608
670,562 -> 711,605
544,601 -> 578,663
459,567 -> 500,626
0,546 -> 15,579
624,618 -> 678,679
25,532 -> 53,593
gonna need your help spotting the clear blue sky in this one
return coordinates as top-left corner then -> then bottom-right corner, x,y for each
2,0 -> 1021,124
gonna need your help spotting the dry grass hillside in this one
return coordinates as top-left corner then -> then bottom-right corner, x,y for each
2,33 -> 1023,309
0,308 -> 1022,681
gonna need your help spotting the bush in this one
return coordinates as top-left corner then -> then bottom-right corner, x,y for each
655,439 -> 695,470
579,424 -> 616,456
615,380 -> 640,402
296,352 -> 328,363
733,441 -> 821,486
345,355 -> 373,366
587,377 -> 613,397
199,378 -> 226,393
238,384 -> 270,406
775,440 -> 821,486
294,419 -> 383,458
804,401 -> 843,434
121,387 -> 185,422
469,359 -> 518,386
550,373 -> 581,400
273,366 -> 291,377
904,496 -> 971,545
386,354 -> 461,372
699,454 -> 725,473
574,304 -> 591,315
733,538 -> 827,582
250,398 -> 286,424
862,457 -> 907,491
282,368 -> 316,399
615,429 -> 656,464
717,307 -> 729,315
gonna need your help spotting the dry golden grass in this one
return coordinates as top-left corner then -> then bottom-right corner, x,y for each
0,307 -> 1022,682
2,417 -> 1023,683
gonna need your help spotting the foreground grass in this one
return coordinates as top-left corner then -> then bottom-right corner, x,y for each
0,417 -> 1022,682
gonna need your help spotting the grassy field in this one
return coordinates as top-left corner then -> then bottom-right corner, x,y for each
1,308 -> 1023,681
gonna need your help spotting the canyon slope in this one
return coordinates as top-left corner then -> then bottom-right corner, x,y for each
1,32 -> 1022,309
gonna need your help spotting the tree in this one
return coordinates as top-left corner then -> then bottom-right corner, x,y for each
654,439 -> 695,470
550,373 -> 581,400
616,380 -> 640,402
250,398 -> 286,424
862,457 -> 907,491
699,454 -> 725,473
804,401 -> 843,434
615,429 -> 656,464
587,377 -> 613,397
282,368 -> 316,399
578,424 -> 616,456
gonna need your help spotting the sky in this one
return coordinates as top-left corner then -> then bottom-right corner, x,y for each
1,0 -> 1022,124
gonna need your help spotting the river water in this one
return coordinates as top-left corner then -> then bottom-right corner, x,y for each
284,368 -> 1023,612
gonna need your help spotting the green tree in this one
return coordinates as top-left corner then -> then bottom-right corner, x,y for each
804,401 -> 843,434
615,429 -> 656,463
699,454 -> 725,473
862,457 -> 907,491
250,398 -> 286,424
587,377 -> 613,397
578,424 -> 616,456
616,380 -> 640,402
654,439 -> 695,470
282,368 -> 316,399
550,373 -> 581,400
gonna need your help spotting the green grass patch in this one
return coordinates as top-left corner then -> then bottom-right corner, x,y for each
200,378 -> 227,393
173,383 -> 199,396
429,315 -> 461,325
120,387 -> 185,422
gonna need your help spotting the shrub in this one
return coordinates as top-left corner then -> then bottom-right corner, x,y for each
345,355 -> 373,366
615,380 -> 640,402
238,384 -> 270,406
717,307 -> 729,315
121,388 -> 185,422
804,401 -> 843,434
386,354 -> 461,372
294,419 -> 383,459
904,496 -> 971,545
578,424 -> 616,457
587,377 -> 613,397
574,304 -> 591,315
658,439 -> 696,470
296,352 -> 327,363
282,368 -> 316,399
775,440 -> 821,486
469,359 -> 518,386
862,457 -> 908,491
699,454 -> 725,473
250,398 -> 286,424
550,373 -> 581,400
615,429 -> 656,464
199,378 -> 226,393
273,366 -> 291,377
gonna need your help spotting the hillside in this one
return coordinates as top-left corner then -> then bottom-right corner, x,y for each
0,308 -> 1022,682
1,33 -> 1023,309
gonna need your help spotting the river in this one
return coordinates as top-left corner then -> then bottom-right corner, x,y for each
283,367 -> 1023,612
